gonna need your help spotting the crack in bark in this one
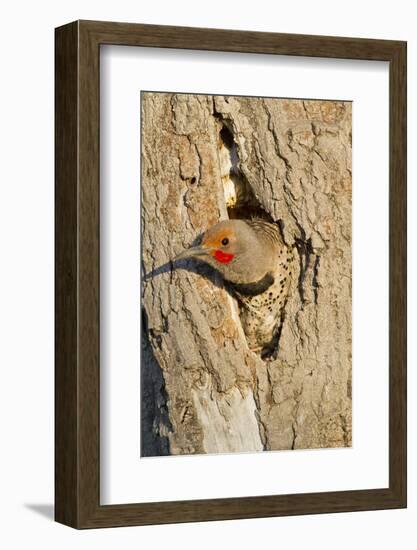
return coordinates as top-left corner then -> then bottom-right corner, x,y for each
312,254 -> 320,304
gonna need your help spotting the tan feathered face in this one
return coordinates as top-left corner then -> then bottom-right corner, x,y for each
174,220 -> 242,265
200,223 -> 238,264
173,219 -> 271,285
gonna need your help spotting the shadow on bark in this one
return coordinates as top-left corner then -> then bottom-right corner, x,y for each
141,308 -> 172,457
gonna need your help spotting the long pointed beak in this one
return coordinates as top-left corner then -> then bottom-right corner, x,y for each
173,245 -> 211,263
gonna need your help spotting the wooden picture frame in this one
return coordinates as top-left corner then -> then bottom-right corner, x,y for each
55,20 -> 407,528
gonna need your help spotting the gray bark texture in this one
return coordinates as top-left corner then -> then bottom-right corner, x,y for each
141,92 -> 352,456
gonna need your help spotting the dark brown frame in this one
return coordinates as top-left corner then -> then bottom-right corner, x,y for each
55,20 -> 407,529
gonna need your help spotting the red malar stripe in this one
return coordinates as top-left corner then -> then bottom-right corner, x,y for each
214,250 -> 234,264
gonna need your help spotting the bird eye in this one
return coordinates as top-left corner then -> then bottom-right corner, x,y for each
221,238 -> 229,246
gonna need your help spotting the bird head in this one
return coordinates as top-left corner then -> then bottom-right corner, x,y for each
174,220 -> 238,263
173,219 -> 273,284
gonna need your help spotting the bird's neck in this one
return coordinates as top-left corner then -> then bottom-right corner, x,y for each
228,272 -> 274,297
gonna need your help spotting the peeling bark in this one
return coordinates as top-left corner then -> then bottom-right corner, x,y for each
141,92 -> 352,455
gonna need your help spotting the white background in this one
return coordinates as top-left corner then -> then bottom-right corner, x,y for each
101,47 -> 389,504
0,1 -> 415,548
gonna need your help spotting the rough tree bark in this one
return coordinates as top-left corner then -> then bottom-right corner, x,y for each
141,92 -> 352,456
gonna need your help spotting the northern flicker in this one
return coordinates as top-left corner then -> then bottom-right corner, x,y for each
174,219 -> 294,355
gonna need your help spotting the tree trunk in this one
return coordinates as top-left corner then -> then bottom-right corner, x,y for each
141,92 -> 352,456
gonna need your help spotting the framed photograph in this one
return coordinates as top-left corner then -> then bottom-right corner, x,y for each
55,20 -> 407,528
